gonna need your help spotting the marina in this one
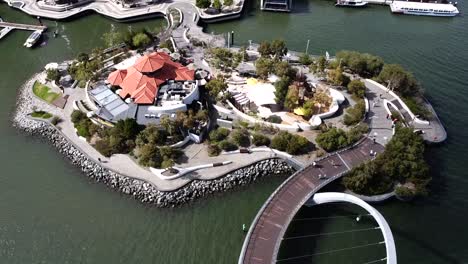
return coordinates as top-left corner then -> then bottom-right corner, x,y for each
0,20 -> 47,45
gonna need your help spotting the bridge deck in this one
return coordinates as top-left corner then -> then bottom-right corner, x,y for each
241,138 -> 384,264
0,22 -> 47,32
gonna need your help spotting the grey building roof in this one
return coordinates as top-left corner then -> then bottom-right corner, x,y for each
89,85 -> 134,122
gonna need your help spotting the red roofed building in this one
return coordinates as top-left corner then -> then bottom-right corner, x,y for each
107,69 -> 127,86
108,52 -> 195,104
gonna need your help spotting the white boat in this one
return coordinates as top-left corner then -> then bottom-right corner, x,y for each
23,30 -> 42,48
335,0 -> 368,7
390,1 -> 459,17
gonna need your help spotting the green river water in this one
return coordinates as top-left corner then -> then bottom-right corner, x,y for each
1,0 -> 467,263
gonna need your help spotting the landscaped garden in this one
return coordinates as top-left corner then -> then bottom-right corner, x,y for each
32,81 -> 60,103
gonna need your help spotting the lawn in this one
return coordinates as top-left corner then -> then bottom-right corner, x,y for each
33,81 -> 60,103
31,111 -> 53,119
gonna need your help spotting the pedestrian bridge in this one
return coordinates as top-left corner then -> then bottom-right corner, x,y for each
238,138 -> 396,264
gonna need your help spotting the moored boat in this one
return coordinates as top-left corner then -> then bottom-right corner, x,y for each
335,0 -> 368,7
23,30 -> 42,48
390,1 -> 459,17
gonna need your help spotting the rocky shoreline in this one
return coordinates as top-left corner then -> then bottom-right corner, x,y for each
12,79 -> 295,207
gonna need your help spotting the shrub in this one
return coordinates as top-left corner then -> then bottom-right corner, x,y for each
218,140 -> 238,151
231,129 -> 250,147
46,69 -> 60,83
51,116 -> 61,125
343,100 -> 366,126
95,139 -> 113,157
224,0 -> 233,5
402,97 -> 431,120
252,133 -> 271,146
71,110 -> 87,123
196,0 -> 211,8
347,79 -> 366,98
266,115 -> 282,124
132,33 -> 151,49
209,127 -> 230,142
316,128 -> 348,152
271,131 -> 311,155
395,186 -> 416,199
207,144 -> 221,156
161,159 -> 175,169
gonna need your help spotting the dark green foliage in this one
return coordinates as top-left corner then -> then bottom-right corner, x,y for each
50,116 -> 61,125
258,39 -> 288,59
328,66 -> 350,87
95,139 -> 113,157
196,0 -> 211,8
336,50 -> 384,77
205,77 -> 228,101
347,79 -> 366,98
136,125 -> 168,147
343,100 -> 366,126
218,140 -> 238,151
274,61 -> 297,79
402,97 -> 431,120
255,57 -> 274,80
213,0 -> 222,9
266,115 -> 282,124
252,133 -> 271,146
136,145 -> 181,168
343,127 -> 430,196
274,77 -> 291,106
299,53 -> 313,65
207,144 -> 221,156
46,69 -> 60,83
271,131 -> 312,155
316,128 -> 349,152
71,110 -> 87,123
209,127 -> 230,142
231,129 -> 250,147
376,64 -> 420,97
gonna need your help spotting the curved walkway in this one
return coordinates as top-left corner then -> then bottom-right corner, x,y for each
307,192 -> 396,264
239,137 -> 385,264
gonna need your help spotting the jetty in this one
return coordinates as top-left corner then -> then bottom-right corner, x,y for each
0,21 -> 47,40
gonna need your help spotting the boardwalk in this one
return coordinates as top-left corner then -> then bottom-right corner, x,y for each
239,138 -> 384,264
0,21 -> 47,31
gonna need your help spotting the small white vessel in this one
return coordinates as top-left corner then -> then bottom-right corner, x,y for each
23,30 -> 42,48
390,1 -> 459,17
335,0 -> 368,7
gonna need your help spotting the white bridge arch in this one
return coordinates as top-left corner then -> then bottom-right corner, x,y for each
306,192 -> 397,264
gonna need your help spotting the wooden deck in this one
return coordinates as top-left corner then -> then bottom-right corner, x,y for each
239,138 -> 385,264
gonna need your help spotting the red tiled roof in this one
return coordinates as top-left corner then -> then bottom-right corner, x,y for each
133,55 -> 165,73
112,52 -> 195,104
107,69 -> 127,86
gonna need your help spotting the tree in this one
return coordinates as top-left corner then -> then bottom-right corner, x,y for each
274,77 -> 291,106
270,39 -> 288,59
377,64 -> 420,96
271,131 -> 311,155
258,41 -> 272,58
328,66 -> 350,86
299,53 -> 312,65
102,29 -> 123,48
347,79 -> 366,98
274,61 -> 296,79
210,48 -> 235,70
343,100 -> 366,126
205,77 -> 228,101
316,128 -> 348,152
255,57 -> 273,80
224,0 -> 233,5
77,52 -> 89,62
213,0 -> 222,9
196,0 -> 211,8
312,56 -> 327,73
135,125 -> 168,147
46,69 -> 60,83
137,144 -> 163,168
284,85 -> 299,110
132,32 -> 151,49
207,144 -> 221,156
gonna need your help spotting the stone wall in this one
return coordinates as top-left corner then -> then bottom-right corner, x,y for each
12,82 -> 294,207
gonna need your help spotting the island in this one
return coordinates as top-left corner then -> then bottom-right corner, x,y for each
11,3 -> 446,207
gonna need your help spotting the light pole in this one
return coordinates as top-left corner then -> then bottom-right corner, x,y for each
305,39 -> 310,55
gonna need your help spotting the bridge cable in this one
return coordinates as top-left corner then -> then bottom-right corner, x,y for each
282,226 -> 380,240
292,213 -> 371,221
276,241 -> 385,263
361,257 -> 387,264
